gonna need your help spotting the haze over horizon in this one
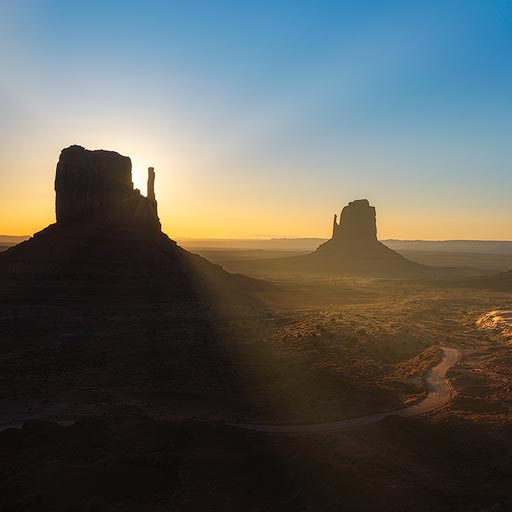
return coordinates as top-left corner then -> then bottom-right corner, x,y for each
1,1 -> 511,240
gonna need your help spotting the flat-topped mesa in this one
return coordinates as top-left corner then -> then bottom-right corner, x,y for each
55,145 -> 161,231
331,199 -> 377,242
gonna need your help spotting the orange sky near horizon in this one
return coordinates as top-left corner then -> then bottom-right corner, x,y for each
2,144 -> 511,242
2,3 -> 512,242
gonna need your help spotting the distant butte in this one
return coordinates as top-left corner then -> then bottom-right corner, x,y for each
306,199 -> 424,275
251,199 -> 424,276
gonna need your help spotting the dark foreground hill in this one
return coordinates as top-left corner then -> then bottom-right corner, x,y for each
3,414 -> 512,512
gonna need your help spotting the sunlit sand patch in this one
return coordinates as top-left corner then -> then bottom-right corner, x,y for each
477,310 -> 512,341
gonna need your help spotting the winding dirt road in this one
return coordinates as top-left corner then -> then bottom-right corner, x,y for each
0,347 -> 460,434
232,346 -> 460,434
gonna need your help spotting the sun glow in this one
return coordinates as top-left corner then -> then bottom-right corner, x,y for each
131,166 -> 149,195
1,2 -> 512,241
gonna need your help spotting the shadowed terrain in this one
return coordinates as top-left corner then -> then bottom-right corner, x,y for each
2,148 -> 512,511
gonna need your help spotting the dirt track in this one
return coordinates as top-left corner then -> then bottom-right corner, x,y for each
233,346 -> 460,433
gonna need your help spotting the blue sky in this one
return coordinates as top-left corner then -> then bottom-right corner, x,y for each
1,0 -> 511,238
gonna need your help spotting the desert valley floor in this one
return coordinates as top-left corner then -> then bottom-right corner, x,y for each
2,254 -> 512,511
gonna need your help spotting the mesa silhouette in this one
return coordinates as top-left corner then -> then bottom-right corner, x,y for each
0,145 -> 265,300
249,199 -> 424,276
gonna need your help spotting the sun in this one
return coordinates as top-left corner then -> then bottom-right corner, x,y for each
131,165 -> 148,195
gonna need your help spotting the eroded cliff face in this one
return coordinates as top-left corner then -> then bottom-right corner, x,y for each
55,145 -> 160,230
332,199 -> 377,242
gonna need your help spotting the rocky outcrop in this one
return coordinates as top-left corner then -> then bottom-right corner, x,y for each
251,199 -> 424,277
309,199 -> 422,274
147,167 -> 156,202
331,199 -> 377,241
55,145 -> 160,230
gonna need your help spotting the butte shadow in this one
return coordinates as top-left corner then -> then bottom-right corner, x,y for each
0,145 -> 269,302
